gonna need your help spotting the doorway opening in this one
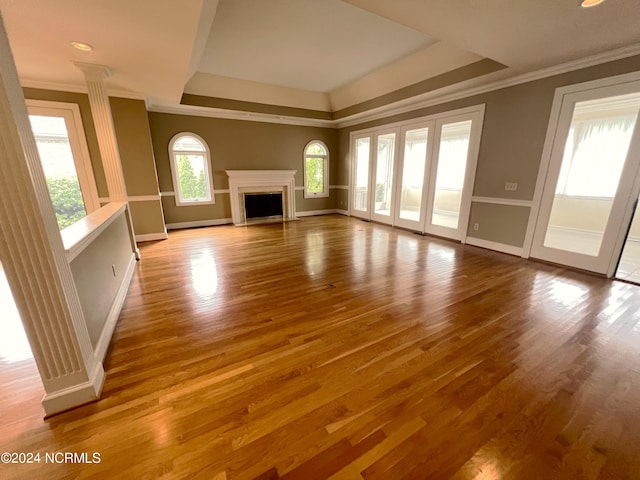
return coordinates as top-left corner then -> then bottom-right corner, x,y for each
616,196 -> 640,284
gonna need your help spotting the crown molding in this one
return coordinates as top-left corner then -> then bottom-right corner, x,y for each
147,101 -> 334,128
334,43 -> 640,128
162,43 -> 640,129
22,43 -> 640,128
20,79 -> 147,100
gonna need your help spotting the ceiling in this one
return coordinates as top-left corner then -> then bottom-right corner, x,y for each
1,0 -> 640,120
199,0 -> 435,92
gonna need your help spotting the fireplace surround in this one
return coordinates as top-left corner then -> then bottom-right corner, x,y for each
226,170 -> 297,225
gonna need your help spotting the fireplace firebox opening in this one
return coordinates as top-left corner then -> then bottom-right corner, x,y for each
244,192 -> 284,220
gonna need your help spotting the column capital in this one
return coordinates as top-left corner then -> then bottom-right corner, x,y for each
74,62 -> 112,80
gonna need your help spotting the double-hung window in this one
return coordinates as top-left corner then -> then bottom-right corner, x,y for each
169,133 -> 215,206
303,141 -> 329,198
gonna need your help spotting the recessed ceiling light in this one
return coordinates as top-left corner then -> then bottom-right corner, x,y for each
71,41 -> 94,52
581,0 -> 606,7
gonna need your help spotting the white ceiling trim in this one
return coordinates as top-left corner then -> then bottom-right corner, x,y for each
185,0 -> 220,81
329,42 -> 484,111
20,78 -> 146,100
31,42 -> 640,129
150,43 -> 640,129
147,102 -> 334,128
185,72 -> 332,111
335,43 -> 640,128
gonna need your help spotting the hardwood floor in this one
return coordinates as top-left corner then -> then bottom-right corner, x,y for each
2,214 -> 640,479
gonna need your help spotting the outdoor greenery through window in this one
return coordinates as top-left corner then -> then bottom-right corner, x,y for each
30,115 -> 87,229
169,134 -> 214,206
304,141 -> 329,198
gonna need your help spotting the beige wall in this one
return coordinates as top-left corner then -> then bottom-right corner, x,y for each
467,203 -> 531,247
110,97 -> 166,238
70,212 -> 134,348
148,112 -> 339,225
129,200 -> 167,235
109,97 -> 161,196
335,188 -> 349,211
338,54 -> 640,248
161,193 -> 232,225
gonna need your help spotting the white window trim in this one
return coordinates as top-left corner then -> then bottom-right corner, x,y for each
303,140 -> 329,199
168,132 -> 215,206
26,99 -> 100,213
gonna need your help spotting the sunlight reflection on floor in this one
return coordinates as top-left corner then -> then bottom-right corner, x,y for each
0,264 -> 33,363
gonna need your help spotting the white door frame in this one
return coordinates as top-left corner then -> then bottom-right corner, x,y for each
349,132 -> 373,220
425,109 -> 484,242
523,71 -> 640,276
349,104 -> 485,240
393,121 -> 435,231
370,127 -> 400,225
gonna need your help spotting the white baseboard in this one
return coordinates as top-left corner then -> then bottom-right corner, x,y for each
42,362 -> 105,417
93,252 -> 137,364
336,209 -> 349,216
166,211 -> 351,228
465,236 -> 524,257
296,209 -> 339,217
135,232 -> 168,243
166,218 -> 233,230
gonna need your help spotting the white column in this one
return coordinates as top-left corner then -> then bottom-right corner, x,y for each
75,62 -> 140,258
0,15 -> 104,415
75,63 -> 127,200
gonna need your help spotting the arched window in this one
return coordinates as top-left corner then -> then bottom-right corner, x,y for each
168,133 -> 215,206
303,140 -> 329,198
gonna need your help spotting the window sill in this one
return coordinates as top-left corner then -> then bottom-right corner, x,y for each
174,199 -> 216,207
303,193 -> 329,199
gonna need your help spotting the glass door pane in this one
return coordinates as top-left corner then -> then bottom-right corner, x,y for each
542,94 -> 640,256
373,133 -> 396,219
29,115 -> 87,230
398,128 -> 428,224
616,196 -> 640,284
531,86 -> 640,275
431,120 -> 472,229
353,136 -> 370,215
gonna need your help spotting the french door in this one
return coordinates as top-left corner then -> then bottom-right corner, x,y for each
371,129 -> 399,224
350,106 -> 484,241
394,125 -> 433,230
530,80 -> 640,275
351,134 -> 372,219
424,114 -> 480,240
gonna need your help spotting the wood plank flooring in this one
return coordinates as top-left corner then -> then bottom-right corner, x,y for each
2,214 -> 640,479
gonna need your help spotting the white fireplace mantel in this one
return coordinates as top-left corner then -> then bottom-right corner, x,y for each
226,170 -> 297,225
